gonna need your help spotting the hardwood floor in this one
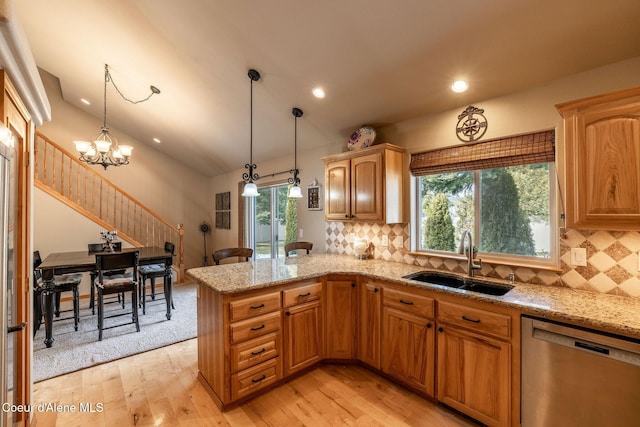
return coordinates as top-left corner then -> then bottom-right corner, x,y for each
32,339 -> 477,426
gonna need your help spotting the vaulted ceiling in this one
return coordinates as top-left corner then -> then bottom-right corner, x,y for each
15,0 -> 640,176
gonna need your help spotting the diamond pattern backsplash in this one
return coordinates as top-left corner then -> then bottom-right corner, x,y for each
326,222 -> 640,298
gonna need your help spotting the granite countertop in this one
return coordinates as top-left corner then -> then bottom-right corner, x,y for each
186,253 -> 640,338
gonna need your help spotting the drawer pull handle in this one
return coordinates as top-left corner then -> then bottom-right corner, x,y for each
299,292 -> 311,297
250,324 -> 266,331
399,299 -> 414,305
250,303 -> 265,310
252,375 -> 266,383
251,348 -> 266,356
462,315 -> 480,323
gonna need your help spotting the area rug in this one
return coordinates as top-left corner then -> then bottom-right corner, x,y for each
32,282 -> 197,382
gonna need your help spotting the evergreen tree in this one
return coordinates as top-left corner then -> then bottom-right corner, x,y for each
284,191 -> 297,245
423,193 -> 455,252
480,169 -> 535,255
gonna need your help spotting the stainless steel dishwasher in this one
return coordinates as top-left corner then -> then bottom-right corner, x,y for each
521,315 -> 640,427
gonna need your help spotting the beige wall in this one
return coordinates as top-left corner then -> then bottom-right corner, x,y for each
34,70 -> 213,270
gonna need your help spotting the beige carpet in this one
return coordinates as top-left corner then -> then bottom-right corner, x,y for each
32,282 -> 197,382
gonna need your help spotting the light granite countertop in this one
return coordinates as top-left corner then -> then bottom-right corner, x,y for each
186,253 -> 640,338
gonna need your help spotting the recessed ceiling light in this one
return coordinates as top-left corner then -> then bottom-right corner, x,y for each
312,87 -> 325,99
81,98 -> 90,105
451,80 -> 468,93
153,137 -> 161,143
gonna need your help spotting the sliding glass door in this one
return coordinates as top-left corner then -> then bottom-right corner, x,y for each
245,183 -> 297,259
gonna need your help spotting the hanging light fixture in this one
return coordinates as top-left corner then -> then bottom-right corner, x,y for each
242,69 -> 261,197
74,64 -> 160,170
288,107 -> 304,198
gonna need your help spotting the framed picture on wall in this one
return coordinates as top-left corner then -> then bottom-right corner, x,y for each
307,184 -> 322,210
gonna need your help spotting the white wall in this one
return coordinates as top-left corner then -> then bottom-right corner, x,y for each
35,70 -> 213,269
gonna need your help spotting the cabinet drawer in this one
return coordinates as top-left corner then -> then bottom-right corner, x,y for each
231,357 -> 282,401
282,282 -> 322,307
438,301 -> 511,339
229,291 -> 281,322
231,332 -> 281,373
230,311 -> 281,343
383,287 -> 434,319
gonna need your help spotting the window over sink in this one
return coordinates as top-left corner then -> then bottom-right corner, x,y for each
409,130 -> 559,268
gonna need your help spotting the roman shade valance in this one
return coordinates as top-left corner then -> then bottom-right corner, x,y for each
409,130 -> 555,176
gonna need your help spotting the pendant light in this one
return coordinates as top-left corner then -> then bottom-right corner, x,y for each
241,69 -> 261,197
287,107 -> 303,198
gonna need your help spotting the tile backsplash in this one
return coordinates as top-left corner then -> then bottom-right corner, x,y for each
325,222 -> 640,298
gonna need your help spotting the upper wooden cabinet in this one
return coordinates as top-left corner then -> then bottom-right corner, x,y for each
322,144 -> 406,223
556,87 -> 640,230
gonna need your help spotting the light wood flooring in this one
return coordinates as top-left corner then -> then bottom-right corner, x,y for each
32,339 -> 478,426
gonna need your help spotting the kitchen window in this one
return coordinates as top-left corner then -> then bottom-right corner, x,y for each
410,130 -> 559,267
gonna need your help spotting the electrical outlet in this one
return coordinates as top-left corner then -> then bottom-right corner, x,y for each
570,248 -> 587,267
381,235 -> 389,247
638,252 -> 640,272
298,228 -> 303,238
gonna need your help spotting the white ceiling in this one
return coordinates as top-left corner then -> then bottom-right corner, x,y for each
14,0 -> 640,177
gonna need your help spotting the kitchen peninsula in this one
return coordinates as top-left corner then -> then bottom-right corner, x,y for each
187,254 -> 640,426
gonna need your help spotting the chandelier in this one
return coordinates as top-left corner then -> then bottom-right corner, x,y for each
74,64 -> 160,170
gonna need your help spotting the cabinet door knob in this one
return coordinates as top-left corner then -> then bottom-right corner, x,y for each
426,323 -> 432,329
286,311 -> 291,316
438,327 -> 444,333
345,214 -> 349,218
374,288 -> 379,293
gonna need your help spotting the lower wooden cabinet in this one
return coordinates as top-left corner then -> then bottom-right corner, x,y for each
436,325 -> 510,426
325,278 -> 357,359
381,306 -> 435,396
436,298 -> 517,427
197,274 -> 519,425
358,281 -> 381,368
380,286 -> 435,397
283,299 -> 323,376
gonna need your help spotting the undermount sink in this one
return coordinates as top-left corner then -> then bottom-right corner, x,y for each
402,271 -> 514,296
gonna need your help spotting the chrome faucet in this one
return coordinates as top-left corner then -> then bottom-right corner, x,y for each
457,229 -> 482,277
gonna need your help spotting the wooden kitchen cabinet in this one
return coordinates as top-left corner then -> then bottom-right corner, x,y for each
322,143 -> 406,223
358,281 -> 381,369
325,277 -> 357,359
556,86 -> 640,230
283,281 -> 323,376
381,286 -> 435,397
436,299 -> 517,427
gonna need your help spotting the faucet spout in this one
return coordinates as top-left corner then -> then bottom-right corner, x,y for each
458,230 -> 482,277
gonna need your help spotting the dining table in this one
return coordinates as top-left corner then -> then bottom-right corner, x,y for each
37,246 -> 174,348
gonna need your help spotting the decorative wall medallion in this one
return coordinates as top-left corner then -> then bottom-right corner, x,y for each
456,105 -> 487,142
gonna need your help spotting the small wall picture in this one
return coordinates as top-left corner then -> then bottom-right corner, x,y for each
307,184 -> 322,210
215,211 -> 231,229
215,191 -> 231,211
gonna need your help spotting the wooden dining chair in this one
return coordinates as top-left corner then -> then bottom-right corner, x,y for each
33,250 -> 83,334
137,242 -> 175,314
88,242 -> 124,314
95,250 -> 140,341
284,241 -> 313,257
212,247 -> 253,265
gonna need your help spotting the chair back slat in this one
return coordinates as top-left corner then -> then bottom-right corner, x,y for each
284,241 -> 313,257
213,247 -> 253,265
96,251 -> 139,274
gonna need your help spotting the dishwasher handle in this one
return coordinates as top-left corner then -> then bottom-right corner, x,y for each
574,340 -> 609,355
